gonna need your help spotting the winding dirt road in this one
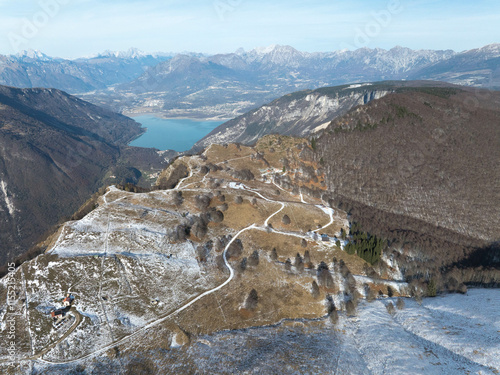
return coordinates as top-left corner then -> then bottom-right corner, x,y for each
7,169 -> 335,366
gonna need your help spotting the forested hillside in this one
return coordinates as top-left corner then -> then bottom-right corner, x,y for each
0,85 -> 144,267
312,86 -> 500,287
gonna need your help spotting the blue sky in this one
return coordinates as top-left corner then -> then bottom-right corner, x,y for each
0,0 -> 498,58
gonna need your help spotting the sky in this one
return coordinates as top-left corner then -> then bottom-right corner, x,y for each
0,0 -> 498,58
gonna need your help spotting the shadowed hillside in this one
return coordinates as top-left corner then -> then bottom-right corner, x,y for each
0,85 -> 144,266
312,86 -> 500,286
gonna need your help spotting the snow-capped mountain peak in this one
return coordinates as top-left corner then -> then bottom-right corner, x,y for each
471,43 -> 500,56
15,49 -> 53,61
96,47 -> 151,59
244,44 -> 306,65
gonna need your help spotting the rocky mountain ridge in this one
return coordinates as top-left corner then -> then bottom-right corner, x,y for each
193,84 -> 390,149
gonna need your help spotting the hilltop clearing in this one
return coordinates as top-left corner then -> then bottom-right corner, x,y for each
1,137 -> 362,367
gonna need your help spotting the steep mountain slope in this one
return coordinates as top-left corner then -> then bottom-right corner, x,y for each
297,86 -> 500,286
315,86 -> 500,243
193,81 -> 461,150
192,83 -> 390,149
0,49 -> 169,93
0,85 -> 143,266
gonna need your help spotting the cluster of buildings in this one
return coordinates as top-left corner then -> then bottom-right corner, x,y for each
50,293 -> 75,325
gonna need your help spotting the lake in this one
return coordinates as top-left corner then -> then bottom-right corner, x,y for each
129,116 -> 225,151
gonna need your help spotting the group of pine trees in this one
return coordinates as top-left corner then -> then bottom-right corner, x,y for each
344,222 -> 385,265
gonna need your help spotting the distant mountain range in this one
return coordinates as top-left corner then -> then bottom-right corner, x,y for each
0,48 -> 170,93
1,44 -> 498,118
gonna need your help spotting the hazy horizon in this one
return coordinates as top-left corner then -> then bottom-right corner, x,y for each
0,0 -> 498,59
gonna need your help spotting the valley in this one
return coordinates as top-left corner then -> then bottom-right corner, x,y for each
0,2 -> 499,373
0,85 -> 172,269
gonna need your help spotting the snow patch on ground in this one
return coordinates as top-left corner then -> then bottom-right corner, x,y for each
345,83 -> 372,89
159,289 -> 500,374
312,121 -> 331,133
170,333 -> 182,349
0,179 -> 15,215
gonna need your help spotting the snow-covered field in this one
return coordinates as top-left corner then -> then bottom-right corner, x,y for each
347,290 -> 499,374
0,187 -> 221,363
148,289 -> 499,374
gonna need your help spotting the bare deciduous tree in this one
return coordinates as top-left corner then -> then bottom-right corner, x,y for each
365,284 -> 377,302
227,239 -> 244,259
330,309 -> 339,324
387,286 -> 394,298
208,210 -> 224,223
216,255 -> 227,273
295,253 -> 304,272
248,250 -> 260,267
232,169 -> 255,181
326,294 -> 336,315
311,281 -> 320,299
195,194 -> 211,211
172,224 -> 188,242
270,248 -> 278,261
303,250 -> 311,264
386,301 -> 395,315
245,289 -> 258,310
396,297 -> 405,310
173,191 -> 183,207
191,216 -> 208,239
239,257 -> 247,272
345,300 -> 356,317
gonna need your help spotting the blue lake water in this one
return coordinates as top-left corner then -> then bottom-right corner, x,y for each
129,116 -> 224,151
